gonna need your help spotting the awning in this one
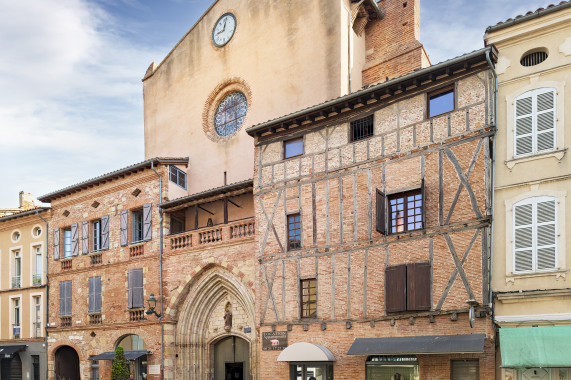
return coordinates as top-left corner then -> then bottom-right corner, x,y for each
347,334 -> 486,355
0,345 -> 27,358
90,350 -> 149,361
277,343 -> 336,362
500,326 -> 571,368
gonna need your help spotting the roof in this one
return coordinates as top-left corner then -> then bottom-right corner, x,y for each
486,1 -> 571,33
351,0 -> 384,20
160,179 -> 253,210
246,47 -> 497,138
38,157 -> 189,203
0,207 -> 50,223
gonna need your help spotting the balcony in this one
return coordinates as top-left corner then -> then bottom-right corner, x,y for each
11,275 -> 21,289
89,314 -> 102,325
61,259 -> 72,271
13,325 -> 20,339
90,252 -> 102,265
129,309 -> 145,322
168,218 -> 255,252
130,243 -> 144,258
60,317 -> 71,328
32,273 -> 42,286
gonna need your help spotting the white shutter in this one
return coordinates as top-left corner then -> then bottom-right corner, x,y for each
514,203 -> 533,272
536,89 -> 555,152
514,88 -> 556,157
515,95 -> 533,156
536,200 -> 556,270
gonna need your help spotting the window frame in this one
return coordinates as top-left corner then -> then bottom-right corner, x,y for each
284,137 -> 304,159
388,189 -> 424,234
92,219 -> 102,252
300,278 -> 317,319
287,213 -> 302,250
169,165 -> 187,189
428,85 -> 455,118
63,227 -> 72,258
350,114 -> 374,142
377,181 -> 425,236
132,209 -> 144,243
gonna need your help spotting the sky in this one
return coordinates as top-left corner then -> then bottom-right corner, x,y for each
0,0 -> 555,207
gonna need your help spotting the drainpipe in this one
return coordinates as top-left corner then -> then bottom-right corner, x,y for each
36,210 -> 49,380
485,49 -> 498,325
150,161 -> 165,378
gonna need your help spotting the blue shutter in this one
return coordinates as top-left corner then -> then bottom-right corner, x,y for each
101,215 -> 110,250
143,203 -> 152,241
54,228 -> 60,260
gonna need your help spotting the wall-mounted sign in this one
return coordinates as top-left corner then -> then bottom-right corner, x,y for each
262,331 -> 288,351
148,364 -> 161,375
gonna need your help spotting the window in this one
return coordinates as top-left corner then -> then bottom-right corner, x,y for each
428,86 -> 454,117
12,230 -> 20,242
60,280 -> 72,316
89,276 -> 102,314
32,355 -> 40,380
514,88 -> 556,157
520,49 -> 548,67
12,250 -> 21,288
13,298 -> 20,338
385,262 -> 431,313
92,219 -> 102,251
284,138 -> 303,159
287,213 -> 301,250
63,227 -> 72,258
351,115 -> 374,141
33,296 -> 41,338
300,278 -> 317,318
122,205 -> 152,246
128,269 -> 144,309
91,359 -> 99,380
513,197 -> 557,273
376,182 -> 424,235
33,246 -> 42,286
132,210 -> 144,243
367,356 -> 419,380
169,165 -> 187,189
33,226 -> 42,237
214,92 -> 248,136
171,216 -> 185,234
84,216 -> 109,253
451,359 -> 479,380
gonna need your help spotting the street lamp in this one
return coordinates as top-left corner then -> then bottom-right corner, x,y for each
145,293 -> 162,318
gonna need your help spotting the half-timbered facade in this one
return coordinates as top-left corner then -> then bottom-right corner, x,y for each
247,47 -> 497,379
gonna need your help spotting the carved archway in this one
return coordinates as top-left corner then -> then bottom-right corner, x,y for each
174,265 -> 256,380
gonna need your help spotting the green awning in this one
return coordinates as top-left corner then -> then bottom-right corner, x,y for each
500,326 -> 571,368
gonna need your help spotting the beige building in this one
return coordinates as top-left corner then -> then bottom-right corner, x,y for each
485,2 -> 571,379
0,192 -> 37,217
0,202 -> 51,380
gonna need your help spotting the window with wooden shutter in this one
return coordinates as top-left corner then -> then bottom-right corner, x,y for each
513,197 -> 557,273
89,276 -> 101,314
514,88 -> 556,157
128,269 -> 144,309
386,262 -> 431,313
143,203 -> 152,241
120,210 -> 128,246
376,189 -> 386,235
60,281 -> 72,316
53,228 -> 60,260
385,264 -> 406,312
71,223 -> 79,256
82,221 -> 89,254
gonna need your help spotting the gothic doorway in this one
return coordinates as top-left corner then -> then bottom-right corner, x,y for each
214,336 -> 249,380
55,346 -> 80,380
0,352 -> 22,380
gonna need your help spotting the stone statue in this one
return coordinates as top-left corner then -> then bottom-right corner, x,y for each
224,308 -> 232,331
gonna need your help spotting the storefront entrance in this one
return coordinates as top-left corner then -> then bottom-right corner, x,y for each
290,363 -> 333,380
214,336 -> 249,380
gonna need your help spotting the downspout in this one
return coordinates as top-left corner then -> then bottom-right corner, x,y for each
36,210 -> 49,379
485,49 -> 498,324
150,161 -> 165,378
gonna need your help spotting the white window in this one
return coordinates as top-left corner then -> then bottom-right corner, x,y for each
13,299 -> 21,338
513,196 -> 557,273
33,246 -> 42,286
63,228 -> 72,258
33,296 -> 42,338
514,88 -> 556,157
13,251 -> 21,288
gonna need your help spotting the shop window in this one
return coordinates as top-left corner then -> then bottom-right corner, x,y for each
288,213 -> 302,250
300,278 -> 317,318
376,181 -> 424,235
428,86 -> 454,117
290,363 -> 333,380
284,138 -> 303,159
385,262 -> 431,313
351,114 -> 374,141
366,356 -> 419,380
451,359 -> 479,380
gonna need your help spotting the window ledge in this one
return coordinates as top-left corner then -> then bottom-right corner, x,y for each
506,269 -> 567,283
129,241 -> 145,247
505,148 -> 567,169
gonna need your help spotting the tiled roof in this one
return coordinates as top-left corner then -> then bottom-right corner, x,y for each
486,1 -> 571,33
0,207 -> 50,222
38,157 -> 189,203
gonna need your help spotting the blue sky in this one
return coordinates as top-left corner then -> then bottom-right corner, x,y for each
0,0 -> 554,207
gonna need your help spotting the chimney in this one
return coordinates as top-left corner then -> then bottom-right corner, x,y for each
19,191 -> 35,210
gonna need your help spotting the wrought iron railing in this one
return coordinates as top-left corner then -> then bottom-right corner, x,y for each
32,273 -> 42,286
12,275 -> 21,288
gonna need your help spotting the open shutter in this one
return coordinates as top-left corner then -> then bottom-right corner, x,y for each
120,210 -> 128,247
101,215 -> 109,250
95,276 -> 102,313
421,178 -> 426,229
143,203 -> 152,241
514,202 -> 533,272
66,281 -> 72,316
127,270 -> 133,309
88,277 -> 94,314
536,89 -> 555,152
515,94 -> 533,156
82,221 -> 89,254
59,282 -> 65,315
376,189 -> 386,235
71,223 -> 79,256
536,199 -> 556,270
385,264 -> 406,312
54,228 -> 60,260
407,262 -> 431,311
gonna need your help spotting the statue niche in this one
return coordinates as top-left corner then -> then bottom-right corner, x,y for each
224,302 -> 232,331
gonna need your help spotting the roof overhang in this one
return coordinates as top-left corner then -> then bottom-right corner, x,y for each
277,342 -> 336,362
0,345 -> 27,357
0,207 -> 50,223
485,1 -> 571,34
347,334 -> 486,356
351,0 -> 384,20
160,179 -> 253,210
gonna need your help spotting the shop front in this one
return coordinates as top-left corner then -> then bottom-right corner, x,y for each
277,342 -> 335,380
499,326 -> 571,380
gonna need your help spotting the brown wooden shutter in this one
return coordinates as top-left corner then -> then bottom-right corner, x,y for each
376,189 -> 386,235
54,228 -> 60,260
143,203 -> 152,241
385,264 -> 406,312
71,223 -> 79,256
120,210 -> 128,247
407,262 -> 431,311
82,221 -> 89,254
101,215 -> 109,250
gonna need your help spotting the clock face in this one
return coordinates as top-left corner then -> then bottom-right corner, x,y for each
212,13 -> 236,47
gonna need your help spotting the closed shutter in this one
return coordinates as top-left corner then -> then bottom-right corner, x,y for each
451,359 -> 479,380
101,215 -> 109,250
59,282 -> 65,316
54,228 -> 60,260
127,270 -> 133,309
95,276 -> 102,313
133,269 -> 144,308
407,262 -> 431,311
536,89 -> 555,152
536,199 -> 556,270
421,178 -> 426,229
71,223 -> 79,256
82,221 -> 89,254
376,189 -> 386,235
385,264 -> 406,312
65,281 -> 72,316
515,94 -> 533,156
88,277 -> 95,313
120,210 -> 128,247
143,203 -> 152,241
514,202 -> 534,272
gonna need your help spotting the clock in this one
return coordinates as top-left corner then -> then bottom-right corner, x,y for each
212,13 -> 236,47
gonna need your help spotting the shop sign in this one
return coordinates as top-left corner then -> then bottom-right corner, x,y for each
262,331 -> 288,351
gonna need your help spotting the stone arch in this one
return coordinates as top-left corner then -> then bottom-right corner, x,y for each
174,264 -> 256,380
